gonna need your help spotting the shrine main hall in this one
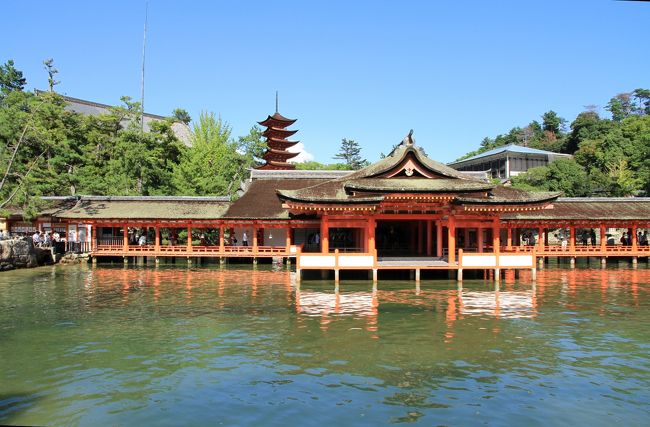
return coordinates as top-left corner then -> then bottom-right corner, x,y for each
8,112 -> 650,282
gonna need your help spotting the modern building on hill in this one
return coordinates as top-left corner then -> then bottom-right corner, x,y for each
35,90 -> 192,146
448,144 -> 573,179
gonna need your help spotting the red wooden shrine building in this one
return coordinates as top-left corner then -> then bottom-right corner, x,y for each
10,112 -> 650,281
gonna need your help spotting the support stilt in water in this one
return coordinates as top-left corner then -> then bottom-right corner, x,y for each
372,269 -> 378,283
334,269 -> 340,284
632,256 -> 638,269
187,257 -> 192,266
457,268 -> 463,282
570,257 -> 576,268
123,256 -> 128,265
494,268 -> 501,282
372,281 -> 377,292
295,268 -> 302,285
92,257 -> 97,266
531,267 -> 537,281
601,257 -> 607,268
415,281 -> 420,295
415,268 -> 421,283
155,257 -> 160,266
537,257 -> 544,270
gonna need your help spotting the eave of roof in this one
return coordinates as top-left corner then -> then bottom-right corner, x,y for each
344,178 -> 494,193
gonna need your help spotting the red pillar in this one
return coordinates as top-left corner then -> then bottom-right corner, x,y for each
426,220 -> 432,256
436,221 -> 443,257
506,227 -> 512,250
478,226 -> 484,253
123,226 -> 128,252
600,224 -> 606,251
368,217 -> 376,253
492,219 -> 500,252
569,225 -> 576,251
321,215 -> 329,253
448,215 -> 456,264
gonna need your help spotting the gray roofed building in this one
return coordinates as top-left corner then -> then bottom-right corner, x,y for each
448,144 -> 572,180
35,90 -> 192,146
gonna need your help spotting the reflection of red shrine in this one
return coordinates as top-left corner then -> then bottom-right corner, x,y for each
18,113 -> 649,282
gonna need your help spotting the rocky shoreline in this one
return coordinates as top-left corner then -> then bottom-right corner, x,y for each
0,238 -> 55,271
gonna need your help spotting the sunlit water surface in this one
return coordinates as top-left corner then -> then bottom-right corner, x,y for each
1,264 -> 649,426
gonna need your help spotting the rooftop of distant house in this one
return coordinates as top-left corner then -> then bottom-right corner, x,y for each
448,144 -> 572,165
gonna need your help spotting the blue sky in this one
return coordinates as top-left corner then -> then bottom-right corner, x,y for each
3,0 -> 648,163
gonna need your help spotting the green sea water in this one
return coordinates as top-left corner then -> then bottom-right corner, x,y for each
1,264 -> 649,426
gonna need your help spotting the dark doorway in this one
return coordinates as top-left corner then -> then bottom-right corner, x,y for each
376,220 -> 434,257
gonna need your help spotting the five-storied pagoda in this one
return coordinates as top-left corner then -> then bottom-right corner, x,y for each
257,95 -> 300,170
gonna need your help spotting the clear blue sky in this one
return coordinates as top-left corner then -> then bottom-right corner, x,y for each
3,0 -> 648,163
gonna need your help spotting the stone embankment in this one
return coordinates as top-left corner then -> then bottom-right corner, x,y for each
0,238 -> 54,271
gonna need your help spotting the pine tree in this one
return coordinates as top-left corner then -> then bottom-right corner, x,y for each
333,138 -> 367,170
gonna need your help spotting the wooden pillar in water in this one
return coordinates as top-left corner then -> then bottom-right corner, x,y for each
154,225 -> 160,253
123,226 -> 129,253
368,217 -> 376,254
321,215 -> 329,253
447,215 -> 456,264
426,220 -> 432,256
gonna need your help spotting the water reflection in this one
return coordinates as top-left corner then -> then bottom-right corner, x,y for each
1,265 -> 649,426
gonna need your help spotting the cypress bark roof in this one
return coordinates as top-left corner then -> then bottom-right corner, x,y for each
277,138 -> 558,206
224,179 -> 327,219
55,196 -> 230,220
502,198 -> 650,220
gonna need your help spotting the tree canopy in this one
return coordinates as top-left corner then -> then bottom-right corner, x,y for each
457,88 -> 650,197
0,60 -> 268,217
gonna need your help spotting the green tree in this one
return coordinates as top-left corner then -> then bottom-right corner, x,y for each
43,58 -> 60,93
296,161 -> 349,170
172,112 -> 244,197
172,108 -> 191,124
333,138 -> 368,170
237,125 -> 266,169
511,159 -> 592,196
633,88 -> 650,115
606,92 -> 634,122
0,60 -> 26,96
542,110 -> 565,135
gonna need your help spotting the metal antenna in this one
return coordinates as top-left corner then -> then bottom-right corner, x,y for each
275,90 -> 279,113
140,0 -> 148,132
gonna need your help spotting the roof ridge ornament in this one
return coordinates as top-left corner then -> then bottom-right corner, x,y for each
402,129 -> 415,147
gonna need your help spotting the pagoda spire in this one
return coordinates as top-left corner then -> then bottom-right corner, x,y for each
256,99 -> 300,170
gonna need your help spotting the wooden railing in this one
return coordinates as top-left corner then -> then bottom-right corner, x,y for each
92,244 -> 296,257
503,244 -> 650,256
